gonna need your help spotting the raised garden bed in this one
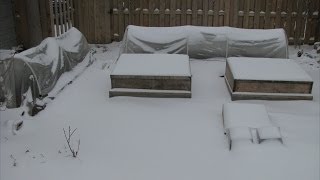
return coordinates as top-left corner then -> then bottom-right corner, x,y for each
110,54 -> 191,98
225,57 -> 313,100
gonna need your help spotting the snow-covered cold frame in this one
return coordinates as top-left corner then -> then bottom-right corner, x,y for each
112,54 -> 191,76
0,43 -> 319,180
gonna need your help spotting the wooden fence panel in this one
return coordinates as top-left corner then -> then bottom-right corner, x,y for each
63,0 -> 320,45
304,0 -> 319,44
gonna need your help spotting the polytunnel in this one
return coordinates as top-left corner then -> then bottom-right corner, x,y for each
120,25 -> 288,59
0,27 -> 89,108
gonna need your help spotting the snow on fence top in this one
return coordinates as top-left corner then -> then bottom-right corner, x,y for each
121,25 -> 288,59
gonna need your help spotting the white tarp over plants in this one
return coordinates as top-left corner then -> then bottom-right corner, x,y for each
0,27 -> 89,108
121,25 -> 288,59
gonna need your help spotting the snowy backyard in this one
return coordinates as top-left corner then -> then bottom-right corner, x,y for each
0,43 -> 319,180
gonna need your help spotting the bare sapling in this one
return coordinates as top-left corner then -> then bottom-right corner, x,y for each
63,126 -> 80,158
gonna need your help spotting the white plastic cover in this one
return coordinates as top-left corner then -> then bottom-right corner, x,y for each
121,25 -> 288,59
0,27 -> 89,108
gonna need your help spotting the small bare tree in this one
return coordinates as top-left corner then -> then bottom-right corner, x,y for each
63,126 -> 80,158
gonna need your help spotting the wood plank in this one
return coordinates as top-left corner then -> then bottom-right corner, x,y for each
81,0 -> 88,37
118,0 -> 125,38
109,89 -> 191,98
25,0 -> 42,46
87,0 -> 95,42
94,0 -> 106,43
72,0 -> 79,28
243,0 -> 250,28
54,0 -> 60,35
112,0 -> 119,40
59,0 -> 65,32
213,0 -> 219,26
175,0 -> 181,26
314,0 -> 320,42
259,0 -> 266,28
142,0 -> 149,26
304,0 -> 317,44
49,0 -> 55,36
154,0 -> 160,26
224,0 -> 230,26
149,0 -> 154,26
286,0 -> 293,44
77,0 -> 83,35
232,0 -> 238,27
207,0 -> 214,26
186,0 -> 192,25
228,0 -> 234,26
139,0 -> 143,26
159,0 -> 165,26
254,0 -> 261,28
70,0 -> 74,26
218,0 -> 224,26
128,0 -> 134,25
12,0 -> 30,47
181,0 -> 187,25
275,0 -> 282,28
248,0 -> 255,28
271,0 -> 277,28
63,0 -> 68,31
265,0 -> 272,29
280,0 -> 287,29
39,0 -> 54,38
203,0 -> 208,26
123,0 -> 129,30
164,0 -> 170,26
294,0 -> 304,46
238,0 -> 244,28
191,0 -> 197,25
66,0 -> 71,28
170,0 -> 176,26
197,0 -> 202,25
132,0 -> 140,25
106,0 -> 111,43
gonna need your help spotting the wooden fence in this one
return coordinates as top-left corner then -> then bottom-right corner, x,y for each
52,0 -> 75,36
13,0 -> 53,48
12,0 -> 75,48
13,0 -> 320,48
74,0 -> 319,45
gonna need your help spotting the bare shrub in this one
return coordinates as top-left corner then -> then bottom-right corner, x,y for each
63,126 -> 80,158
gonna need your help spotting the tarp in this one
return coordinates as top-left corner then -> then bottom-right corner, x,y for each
0,27 -> 89,108
121,25 -> 288,59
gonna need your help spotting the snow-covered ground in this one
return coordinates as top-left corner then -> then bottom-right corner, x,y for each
1,43 -> 319,180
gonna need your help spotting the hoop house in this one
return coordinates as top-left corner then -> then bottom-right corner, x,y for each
0,28 -> 89,108
120,25 -> 288,59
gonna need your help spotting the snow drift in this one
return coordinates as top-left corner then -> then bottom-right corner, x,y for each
0,27 -> 89,108
121,25 -> 288,59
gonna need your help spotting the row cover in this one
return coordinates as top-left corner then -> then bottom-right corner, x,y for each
121,25 -> 288,59
0,28 -> 89,108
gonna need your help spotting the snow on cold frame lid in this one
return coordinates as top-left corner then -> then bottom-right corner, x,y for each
227,57 -> 313,82
111,54 -> 191,76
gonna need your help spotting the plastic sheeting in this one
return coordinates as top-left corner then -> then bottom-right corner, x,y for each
121,25 -> 288,59
0,27 -> 89,108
